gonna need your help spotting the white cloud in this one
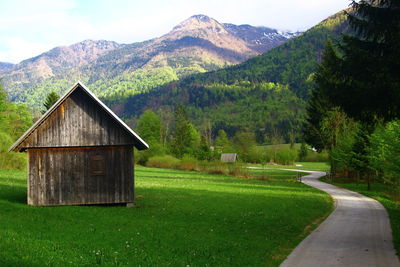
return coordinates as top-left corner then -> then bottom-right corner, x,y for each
0,37 -> 53,63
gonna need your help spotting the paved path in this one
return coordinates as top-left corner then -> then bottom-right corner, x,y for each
274,170 -> 400,267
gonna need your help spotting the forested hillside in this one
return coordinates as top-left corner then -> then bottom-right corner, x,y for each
181,10 -> 348,98
110,10 -> 349,140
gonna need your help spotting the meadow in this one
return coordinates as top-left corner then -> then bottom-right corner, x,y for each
0,165 -> 332,266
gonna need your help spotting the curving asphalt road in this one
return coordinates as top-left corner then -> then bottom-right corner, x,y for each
279,170 -> 400,267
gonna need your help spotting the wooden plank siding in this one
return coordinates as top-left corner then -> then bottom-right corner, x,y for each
8,83 -> 147,206
28,146 -> 134,206
20,89 -> 134,149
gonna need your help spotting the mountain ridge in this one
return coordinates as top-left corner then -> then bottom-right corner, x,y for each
0,14 -> 299,107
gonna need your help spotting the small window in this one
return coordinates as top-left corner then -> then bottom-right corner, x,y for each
90,154 -> 106,176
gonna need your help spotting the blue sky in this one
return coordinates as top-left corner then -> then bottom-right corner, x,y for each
0,0 -> 351,63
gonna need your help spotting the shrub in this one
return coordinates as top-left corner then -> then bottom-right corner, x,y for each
198,161 -> 228,175
136,143 -> 166,165
146,155 -> 181,169
275,148 -> 298,165
301,150 -> 329,162
227,164 -> 251,178
178,155 -> 198,171
0,132 -> 27,170
369,120 -> 400,186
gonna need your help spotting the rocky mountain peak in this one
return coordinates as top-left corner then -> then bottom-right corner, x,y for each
170,14 -> 228,35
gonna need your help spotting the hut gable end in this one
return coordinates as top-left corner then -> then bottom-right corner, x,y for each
10,82 -> 148,151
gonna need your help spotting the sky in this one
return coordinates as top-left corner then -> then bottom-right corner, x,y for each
0,0 -> 351,64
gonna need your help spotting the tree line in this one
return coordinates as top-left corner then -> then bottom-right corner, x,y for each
134,105 -> 318,167
0,80 -> 32,169
304,0 -> 400,189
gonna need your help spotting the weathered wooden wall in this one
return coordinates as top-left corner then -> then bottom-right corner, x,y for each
28,146 -> 134,206
20,89 -> 134,149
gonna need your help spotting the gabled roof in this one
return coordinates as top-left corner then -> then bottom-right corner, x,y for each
9,81 -> 149,152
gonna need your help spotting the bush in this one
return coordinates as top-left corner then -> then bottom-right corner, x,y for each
178,155 -> 198,171
146,155 -> 181,169
0,131 -> 27,170
0,152 -> 27,170
301,150 -> 329,162
369,120 -> 400,186
275,148 -> 298,165
136,143 -> 166,165
198,161 -> 228,175
227,164 -> 251,178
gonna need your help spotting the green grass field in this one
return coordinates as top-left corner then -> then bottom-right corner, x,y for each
248,162 -> 330,172
0,166 -> 332,266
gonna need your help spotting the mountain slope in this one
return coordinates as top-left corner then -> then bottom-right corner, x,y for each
111,10 -> 349,139
1,15 -> 298,108
0,62 -> 14,72
1,40 -> 122,87
183,10 -> 349,98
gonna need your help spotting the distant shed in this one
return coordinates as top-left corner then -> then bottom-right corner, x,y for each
221,153 -> 237,163
9,82 -> 148,206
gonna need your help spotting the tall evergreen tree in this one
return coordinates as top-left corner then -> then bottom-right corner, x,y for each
304,41 -> 340,151
170,105 -> 199,158
42,91 -> 60,114
327,0 -> 400,123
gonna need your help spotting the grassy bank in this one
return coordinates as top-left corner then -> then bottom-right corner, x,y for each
322,179 -> 400,256
0,166 -> 332,266
247,162 -> 330,172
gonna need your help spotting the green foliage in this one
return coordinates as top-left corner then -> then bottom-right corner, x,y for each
329,121 -> 361,175
42,90 -> 60,113
369,120 -> 400,185
170,106 -> 200,158
121,82 -> 306,141
298,142 -> 308,161
232,132 -> 257,163
300,150 -> 329,163
322,0 -> 400,123
304,41 -> 340,151
305,0 -> 400,181
136,110 -> 162,144
135,110 -> 166,164
91,67 -> 179,100
196,136 -> 213,161
146,155 -> 181,169
0,81 -> 32,169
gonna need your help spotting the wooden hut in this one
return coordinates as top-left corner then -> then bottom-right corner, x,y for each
9,82 -> 148,206
221,153 -> 237,163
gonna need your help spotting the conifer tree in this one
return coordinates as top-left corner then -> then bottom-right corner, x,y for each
42,91 -> 60,114
170,105 -> 199,158
328,0 -> 400,123
304,41 -> 340,151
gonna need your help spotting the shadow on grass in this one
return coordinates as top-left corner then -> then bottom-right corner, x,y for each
0,184 -> 26,204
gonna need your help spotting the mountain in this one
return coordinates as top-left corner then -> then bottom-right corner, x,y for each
1,14 -> 299,108
1,40 -> 122,86
183,10 -> 349,99
223,23 -> 301,53
0,62 -> 14,72
109,10 -> 349,141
